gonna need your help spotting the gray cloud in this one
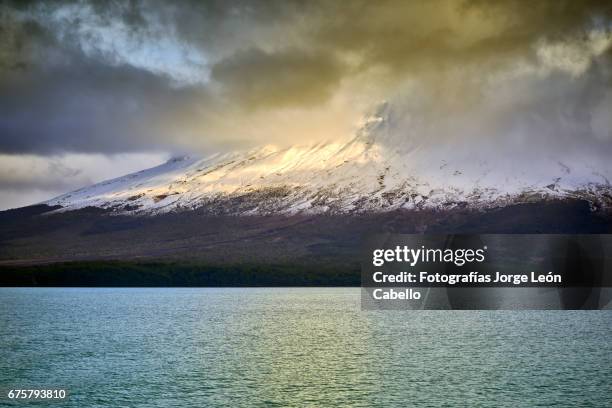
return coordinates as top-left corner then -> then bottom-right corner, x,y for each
0,152 -> 167,210
0,58 -> 213,154
0,0 -> 610,207
0,156 -> 83,191
211,47 -> 348,109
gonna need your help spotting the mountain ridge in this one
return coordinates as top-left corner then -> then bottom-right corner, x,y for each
44,105 -> 612,215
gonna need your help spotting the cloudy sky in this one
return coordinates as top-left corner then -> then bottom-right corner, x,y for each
0,0 -> 611,209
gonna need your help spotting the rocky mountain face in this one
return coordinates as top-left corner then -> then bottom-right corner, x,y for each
46,104 -> 612,215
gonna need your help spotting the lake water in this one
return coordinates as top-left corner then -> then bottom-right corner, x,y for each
0,288 -> 610,407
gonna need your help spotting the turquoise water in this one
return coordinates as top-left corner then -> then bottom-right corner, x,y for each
0,288 -> 610,407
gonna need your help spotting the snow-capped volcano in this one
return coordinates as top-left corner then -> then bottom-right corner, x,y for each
46,104 -> 612,215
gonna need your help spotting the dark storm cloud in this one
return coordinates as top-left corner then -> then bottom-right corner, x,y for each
0,0 -> 610,155
309,0 -> 612,73
211,48 -> 346,109
0,57 -> 211,154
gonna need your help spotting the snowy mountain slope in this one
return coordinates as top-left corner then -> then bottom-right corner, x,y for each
45,104 -> 612,215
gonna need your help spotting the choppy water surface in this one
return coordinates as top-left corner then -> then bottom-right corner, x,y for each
0,288 -> 610,407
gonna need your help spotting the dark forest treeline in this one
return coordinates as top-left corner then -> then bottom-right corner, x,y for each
0,261 -> 360,287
